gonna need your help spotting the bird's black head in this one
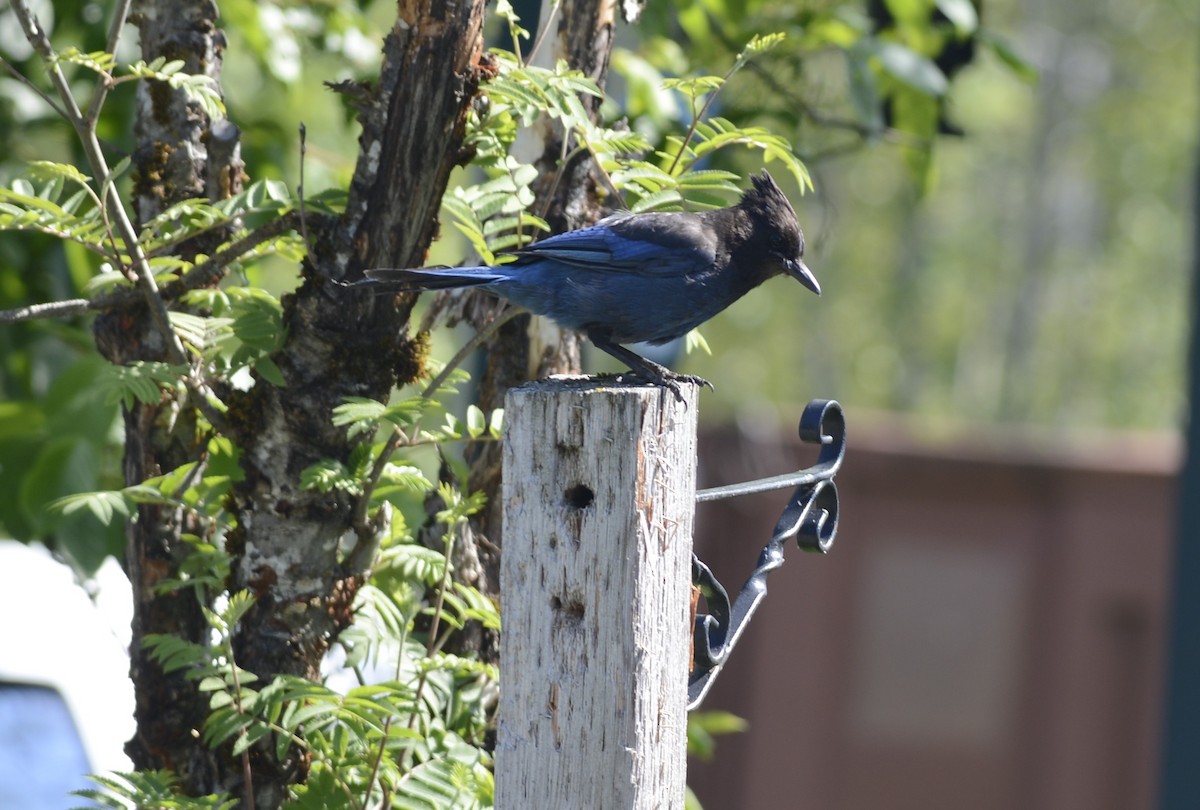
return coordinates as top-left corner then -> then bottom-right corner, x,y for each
740,171 -> 820,296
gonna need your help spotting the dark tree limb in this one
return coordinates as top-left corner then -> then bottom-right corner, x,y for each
221,2 -> 488,806
80,0 -> 248,796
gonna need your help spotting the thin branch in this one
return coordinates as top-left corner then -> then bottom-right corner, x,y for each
156,210 -> 301,299
0,54 -> 68,120
223,632 -> 256,810
0,223 -> 120,264
0,211 -> 301,324
525,0 -> 562,67
400,517 -> 459,758
419,305 -> 524,399
10,0 -> 233,432
666,61 -> 739,177
85,0 -> 134,123
0,298 -> 92,324
10,4 -> 187,355
297,123 -> 312,256
349,305 -> 524,541
580,140 -> 624,207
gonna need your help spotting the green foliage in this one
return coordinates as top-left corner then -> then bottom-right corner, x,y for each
0,173 -> 114,261
96,360 -> 188,408
55,47 -> 227,119
71,770 -> 236,810
105,465 -> 499,810
444,29 -> 815,268
0,354 -> 125,573
622,0 -> 1032,195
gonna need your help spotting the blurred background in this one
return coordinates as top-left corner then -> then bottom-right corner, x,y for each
0,0 -> 1196,807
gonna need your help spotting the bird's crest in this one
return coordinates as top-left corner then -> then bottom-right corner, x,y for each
744,170 -> 797,219
741,171 -> 803,260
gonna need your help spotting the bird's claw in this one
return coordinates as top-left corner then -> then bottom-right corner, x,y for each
620,371 -> 712,403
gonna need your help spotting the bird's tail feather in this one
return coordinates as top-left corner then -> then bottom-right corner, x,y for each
362,266 -> 506,292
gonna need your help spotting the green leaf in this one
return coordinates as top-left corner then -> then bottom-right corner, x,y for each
687,709 -> 748,761
255,356 -> 285,387
48,490 -> 131,525
27,160 -> 91,186
331,396 -> 387,427
143,633 -> 210,675
874,41 -> 949,96
203,706 -> 254,748
300,459 -> 362,495
198,675 -> 229,693
935,0 -> 979,34
377,464 -> 432,492
228,287 -> 284,351
465,405 -> 486,438
126,60 -> 227,119
231,722 -> 273,756
630,187 -> 683,213
97,361 -> 187,408
377,543 -> 446,585
677,169 -> 741,193
662,75 -> 725,100
56,47 -> 117,74
382,396 -> 434,428
684,329 -> 711,356
223,590 -> 256,629
21,437 -> 103,533
731,32 -> 787,72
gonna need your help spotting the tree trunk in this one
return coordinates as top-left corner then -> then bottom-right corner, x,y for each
96,0 -> 245,793
105,0 -> 489,805
224,2 -> 489,806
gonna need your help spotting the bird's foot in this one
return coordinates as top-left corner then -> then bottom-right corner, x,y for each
585,330 -> 711,404
623,369 -> 712,403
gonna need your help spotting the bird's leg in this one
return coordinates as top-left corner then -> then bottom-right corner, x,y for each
587,329 -> 713,401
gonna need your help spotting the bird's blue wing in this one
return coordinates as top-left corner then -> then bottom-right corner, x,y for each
516,213 -> 717,276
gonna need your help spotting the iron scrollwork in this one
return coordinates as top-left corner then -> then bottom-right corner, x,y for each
688,398 -> 846,710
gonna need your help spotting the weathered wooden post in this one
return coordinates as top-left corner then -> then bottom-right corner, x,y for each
497,377 -> 697,809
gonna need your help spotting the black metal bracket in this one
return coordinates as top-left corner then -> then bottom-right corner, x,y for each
688,399 -> 846,710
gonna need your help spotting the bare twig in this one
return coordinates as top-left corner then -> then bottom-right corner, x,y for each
0,54 -> 69,119
0,299 -> 92,324
525,0 -> 562,67
296,123 -> 312,257
84,0 -> 134,122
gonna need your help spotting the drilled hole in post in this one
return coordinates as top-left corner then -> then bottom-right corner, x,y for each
564,484 -> 594,510
551,595 -> 586,619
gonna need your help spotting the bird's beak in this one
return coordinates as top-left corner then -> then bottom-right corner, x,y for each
785,258 -> 821,296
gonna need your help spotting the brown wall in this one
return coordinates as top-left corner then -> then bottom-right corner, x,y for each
688,415 -> 1178,810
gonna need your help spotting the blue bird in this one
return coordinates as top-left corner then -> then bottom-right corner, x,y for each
364,170 -> 820,398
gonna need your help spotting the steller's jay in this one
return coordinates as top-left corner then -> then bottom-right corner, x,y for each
364,170 -> 820,398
